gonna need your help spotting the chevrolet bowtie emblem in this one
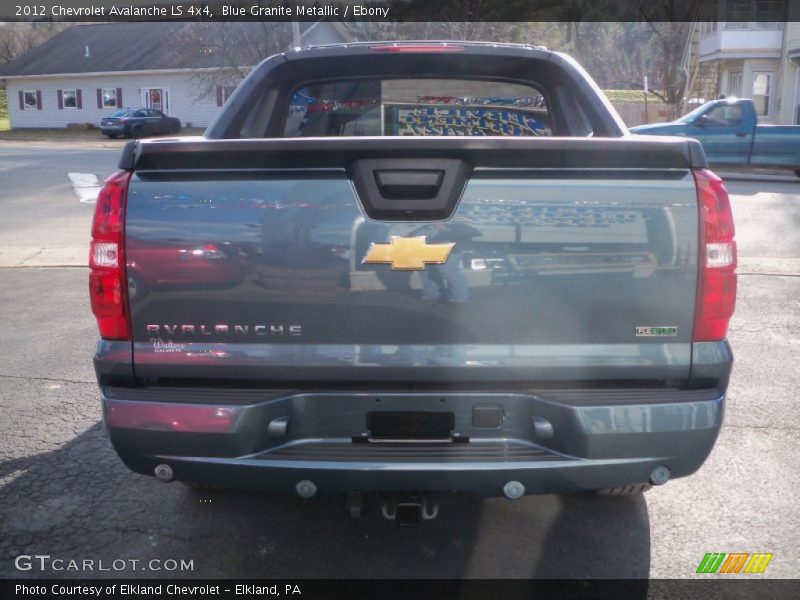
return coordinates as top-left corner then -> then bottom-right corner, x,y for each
362,236 -> 455,270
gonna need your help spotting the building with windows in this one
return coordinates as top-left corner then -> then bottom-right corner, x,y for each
0,21 -> 351,130
697,0 -> 800,123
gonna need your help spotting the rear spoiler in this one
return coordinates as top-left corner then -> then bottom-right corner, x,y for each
119,136 -> 708,172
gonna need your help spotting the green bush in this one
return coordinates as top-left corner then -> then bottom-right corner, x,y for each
0,90 -> 9,130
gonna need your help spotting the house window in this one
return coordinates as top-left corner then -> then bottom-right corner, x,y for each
701,22 -> 717,35
724,0 -> 752,28
216,85 -> 237,107
62,89 -> 77,108
149,89 -> 162,110
724,0 -> 782,30
752,72 -> 773,116
23,90 -> 37,109
102,89 -> 118,108
754,0 -> 782,28
728,72 -> 743,97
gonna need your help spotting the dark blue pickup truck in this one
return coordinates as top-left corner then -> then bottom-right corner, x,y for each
631,98 -> 800,176
90,42 -> 736,525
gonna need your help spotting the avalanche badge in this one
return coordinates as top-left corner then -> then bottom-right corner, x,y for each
362,236 -> 455,270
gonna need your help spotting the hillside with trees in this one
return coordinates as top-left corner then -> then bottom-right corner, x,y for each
0,22 -> 73,67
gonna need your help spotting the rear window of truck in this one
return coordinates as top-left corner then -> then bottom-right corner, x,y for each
283,79 -> 553,137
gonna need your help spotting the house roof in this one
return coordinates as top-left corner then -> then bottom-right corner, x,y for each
0,21 -> 353,78
0,23 -> 195,77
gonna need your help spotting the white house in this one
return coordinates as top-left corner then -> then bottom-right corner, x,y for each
697,0 -> 800,123
0,21 -> 351,130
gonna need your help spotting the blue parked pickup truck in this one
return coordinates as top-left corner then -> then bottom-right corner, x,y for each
631,98 -> 800,177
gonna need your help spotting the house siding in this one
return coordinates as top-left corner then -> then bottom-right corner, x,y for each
5,71 -> 233,129
694,4 -> 800,125
778,22 -> 800,124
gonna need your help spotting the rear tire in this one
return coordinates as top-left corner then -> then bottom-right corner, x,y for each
105,134 -> 118,139
595,484 -> 652,497
131,125 -> 144,139
794,169 -> 800,178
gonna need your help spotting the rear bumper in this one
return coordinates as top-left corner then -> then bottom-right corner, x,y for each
102,386 -> 725,496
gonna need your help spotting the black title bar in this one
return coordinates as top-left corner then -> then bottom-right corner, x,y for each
2,0 -> 799,22
3,578 -> 800,600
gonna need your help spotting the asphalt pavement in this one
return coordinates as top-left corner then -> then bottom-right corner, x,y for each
0,142 -> 798,579
0,143 -> 120,267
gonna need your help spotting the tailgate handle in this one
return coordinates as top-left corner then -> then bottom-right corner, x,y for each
374,170 -> 444,200
350,158 -> 471,221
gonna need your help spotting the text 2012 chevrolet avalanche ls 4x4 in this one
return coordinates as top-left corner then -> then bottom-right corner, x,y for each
91,42 -> 735,525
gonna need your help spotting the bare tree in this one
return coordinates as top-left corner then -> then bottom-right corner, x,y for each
635,0 -> 713,114
0,22 -> 73,66
169,22 -> 293,99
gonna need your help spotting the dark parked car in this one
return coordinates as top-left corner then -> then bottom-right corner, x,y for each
100,108 -> 181,139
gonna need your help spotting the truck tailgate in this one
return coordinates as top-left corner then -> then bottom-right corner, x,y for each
125,137 -> 699,384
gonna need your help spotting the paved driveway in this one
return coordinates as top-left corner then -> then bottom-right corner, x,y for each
0,143 -> 798,578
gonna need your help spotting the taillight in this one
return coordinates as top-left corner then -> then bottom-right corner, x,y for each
692,169 -> 737,342
89,171 -> 132,340
369,43 -> 465,53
